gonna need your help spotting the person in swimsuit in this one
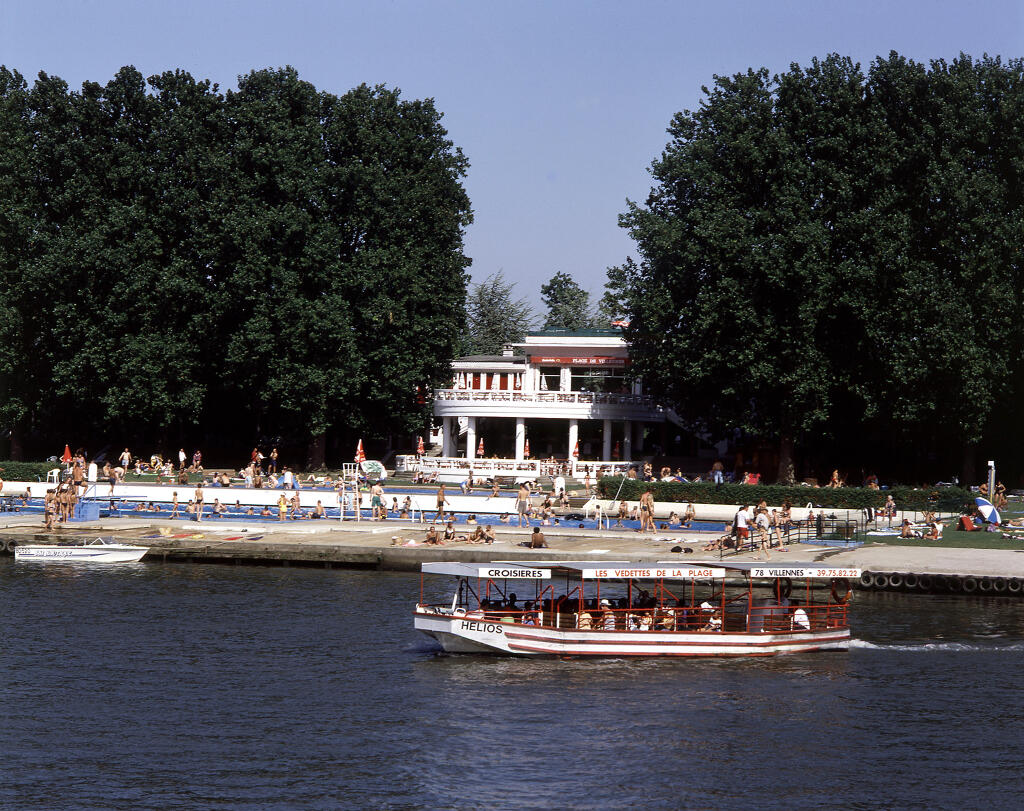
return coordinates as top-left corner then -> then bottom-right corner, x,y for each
434,485 -> 449,522
194,486 -> 205,522
516,483 -> 531,527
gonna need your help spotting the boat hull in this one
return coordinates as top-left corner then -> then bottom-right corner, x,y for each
414,610 -> 850,657
14,544 -> 148,563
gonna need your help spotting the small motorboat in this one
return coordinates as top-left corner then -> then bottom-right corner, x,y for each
14,536 -> 148,563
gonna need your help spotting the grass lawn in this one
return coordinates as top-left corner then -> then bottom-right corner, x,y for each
856,528 -> 1024,550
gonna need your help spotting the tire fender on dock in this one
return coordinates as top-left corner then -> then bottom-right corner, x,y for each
978,577 -> 993,593
872,573 -> 889,589
992,577 -> 1007,593
860,571 -> 875,589
1007,578 -> 1022,594
903,573 -> 918,589
887,573 -> 904,589
961,576 -> 978,594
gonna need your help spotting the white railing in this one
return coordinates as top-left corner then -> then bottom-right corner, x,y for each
434,389 -> 656,407
395,455 -> 637,482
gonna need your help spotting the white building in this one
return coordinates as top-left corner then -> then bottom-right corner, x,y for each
433,329 -> 669,462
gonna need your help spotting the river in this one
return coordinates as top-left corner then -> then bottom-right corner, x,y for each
2,560 -> 1022,810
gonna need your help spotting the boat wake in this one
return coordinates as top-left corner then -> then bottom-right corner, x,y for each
850,639 -> 1024,652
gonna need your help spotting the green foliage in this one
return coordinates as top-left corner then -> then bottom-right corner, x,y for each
613,52 -> 1024,481
540,271 -> 600,330
463,271 -> 535,355
0,461 -> 56,481
0,66 -> 472,462
596,478 -> 973,513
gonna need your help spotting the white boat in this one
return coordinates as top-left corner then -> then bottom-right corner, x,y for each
415,560 -> 858,657
14,536 -> 148,563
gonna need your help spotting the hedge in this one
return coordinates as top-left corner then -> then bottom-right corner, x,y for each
0,461 -> 58,481
596,478 -> 974,513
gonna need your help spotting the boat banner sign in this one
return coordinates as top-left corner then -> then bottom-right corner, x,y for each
581,567 -> 725,580
484,567 -> 550,579
750,567 -> 862,578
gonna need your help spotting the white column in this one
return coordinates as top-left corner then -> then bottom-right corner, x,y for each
467,417 -> 477,460
568,419 -> 579,460
623,420 -> 633,461
441,417 -> 452,457
515,418 -> 525,460
602,419 -> 612,461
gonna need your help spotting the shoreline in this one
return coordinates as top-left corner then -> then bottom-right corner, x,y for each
2,515 -> 1023,597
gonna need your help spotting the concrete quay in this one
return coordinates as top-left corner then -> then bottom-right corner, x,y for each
1,513 -> 1023,597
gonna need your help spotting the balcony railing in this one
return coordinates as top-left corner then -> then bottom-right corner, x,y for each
434,389 -> 657,407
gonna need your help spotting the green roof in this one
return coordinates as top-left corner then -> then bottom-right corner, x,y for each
526,328 -> 622,337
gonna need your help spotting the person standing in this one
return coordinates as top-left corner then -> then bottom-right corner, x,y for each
516,483 -> 531,527
639,488 -> 655,533
711,460 -> 724,487
268,448 -> 278,474
119,448 -> 132,471
192,449 -> 203,472
178,448 -> 186,470
170,491 -> 180,519
194,485 -> 205,522
370,480 -> 384,520
434,484 -> 450,522
44,489 -> 56,530
734,504 -> 751,549
277,493 -> 288,521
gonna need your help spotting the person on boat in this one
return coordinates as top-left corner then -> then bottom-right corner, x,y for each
576,607 -> 593,629
702,609 -> 722,632
528,527 -> 548,548
599,599 -> 617,629
521,601 -> 537,625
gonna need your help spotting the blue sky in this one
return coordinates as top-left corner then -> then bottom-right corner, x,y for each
2,1 -> 1022,313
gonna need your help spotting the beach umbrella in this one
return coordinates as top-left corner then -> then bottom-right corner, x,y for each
975,496 -> 1000,524
61,444 -> 72,465
355,439 -> 366,463
524,438 -> 531,458
416,436 -> 425,455
572,440 -> 580,459
477,437 -> 485,456
612,441 -> 620,460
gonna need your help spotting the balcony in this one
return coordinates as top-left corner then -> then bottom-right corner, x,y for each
431,388 -> 665,421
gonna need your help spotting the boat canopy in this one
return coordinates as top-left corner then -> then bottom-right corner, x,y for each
653,561 -> 861,579
422,560 -> 860,580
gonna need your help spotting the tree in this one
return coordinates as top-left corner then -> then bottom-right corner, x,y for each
0,64 -> 472,466
540,271 -> 599,330
614,53 -> 1024,482
463,271 -> 534,355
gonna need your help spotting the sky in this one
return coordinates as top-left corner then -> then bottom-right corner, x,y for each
2,0 -> 1023,313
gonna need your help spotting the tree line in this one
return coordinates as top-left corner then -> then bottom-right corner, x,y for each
609,52 -> 1024,484
0,65 -> 472,467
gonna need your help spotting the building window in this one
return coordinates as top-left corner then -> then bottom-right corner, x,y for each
539,367 -> 561,392
570,368 -> 628,393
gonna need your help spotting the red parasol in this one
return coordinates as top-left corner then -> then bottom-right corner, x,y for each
572,440 -> 580,459
61,444 -> 72,465
416,436 -> 425,455
477,437 -> 484,456
355,439 -> 366,463
523,438 -> 530,458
